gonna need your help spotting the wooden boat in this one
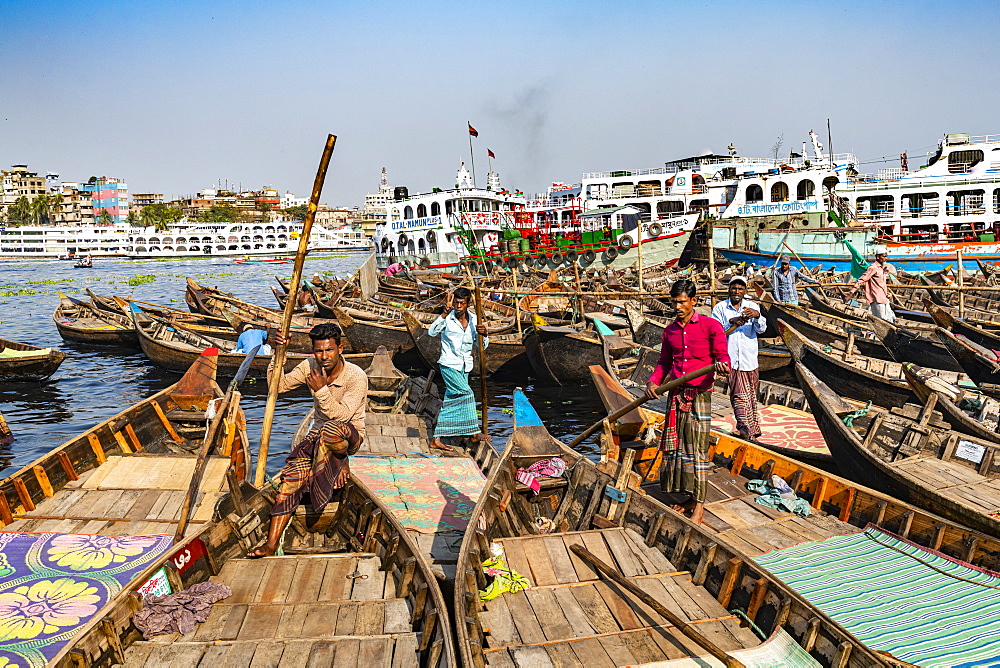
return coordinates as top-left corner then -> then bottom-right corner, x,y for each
0,336 -> 66,381
73,259 -> 93,268
930,325 -> 1000,397
797,359 -> 1000,538
780,319 -> 967,408
523,322 -> 605,384
232,256 -> 289,264
865,311 -> 962,372
334,307 -> 418,356
126,300 -> 242,342
52,292 -> 138,346
925,298 -> 1000,351
217,305 -> 345,354
903,362 -> 1000,445
187,277 -> 314,328
61,448 -> 455,666
401,311 -> 527,375
129,305 -> 370,377
455,389 -> 894,667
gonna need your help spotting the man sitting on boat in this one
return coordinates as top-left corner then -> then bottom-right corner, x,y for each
711,276 -> 765,441
249,322 -> 368,557
771,255 -> 817,305
645,279 -> 730,524
847,247 -> 896,323
234,324 -> 272,356
427,287 -> 490,452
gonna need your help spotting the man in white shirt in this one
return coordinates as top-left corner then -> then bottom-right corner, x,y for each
428,287 -> 490,451
711,276 -> 766,440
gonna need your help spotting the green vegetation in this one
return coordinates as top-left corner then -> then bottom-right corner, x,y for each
198,204 -> 241,223
127,274 -> 157,286
0,288 -> 43,296
140,203 -> 184,231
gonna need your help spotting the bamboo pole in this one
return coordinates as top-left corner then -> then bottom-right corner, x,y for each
255,134 -> 337,487
512,268 -> 522,336
706,219 -> 716,293
637,225 -> 645,293
473,280 -> 489,436
957,249 -> 965,319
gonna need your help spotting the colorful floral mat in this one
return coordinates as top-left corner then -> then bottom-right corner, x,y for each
0,532 -> 172,667
351,457 -> 487,533
713,404 -> 830,457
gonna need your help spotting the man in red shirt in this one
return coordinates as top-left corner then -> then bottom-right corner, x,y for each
645,279 -> 730,523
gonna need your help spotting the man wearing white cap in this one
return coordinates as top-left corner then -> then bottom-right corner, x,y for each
848,247 -> 895,322
712,276 -> 766,440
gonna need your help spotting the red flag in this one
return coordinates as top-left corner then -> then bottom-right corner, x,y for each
488,149 -> 495,159
468,123 -> 478,137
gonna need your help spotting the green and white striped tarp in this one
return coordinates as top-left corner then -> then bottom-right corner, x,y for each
755,526 -> 1000,667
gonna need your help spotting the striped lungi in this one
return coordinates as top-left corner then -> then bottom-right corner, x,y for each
433,365 -> 479,438
729,368 -> 761,439
271,420 -> 360,516
659,388 -> 713,503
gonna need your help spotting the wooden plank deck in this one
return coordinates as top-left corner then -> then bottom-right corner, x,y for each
123,554 -> 419,667
481,527 -> 759,666
2,454 -> 231,537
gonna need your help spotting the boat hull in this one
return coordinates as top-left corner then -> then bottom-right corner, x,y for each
524,325 -> 604,385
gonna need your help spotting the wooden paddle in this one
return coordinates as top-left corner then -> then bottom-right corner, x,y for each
257,134 -> 337,487
571,545 -> 746,668
174,345 -> 259,543
474,280 -> 489,436
566,365 -> 714,449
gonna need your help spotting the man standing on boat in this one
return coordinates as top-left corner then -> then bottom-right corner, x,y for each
848,248 -> 896,323
428,287 -> 490,452
771,255 -> 818,305
711,276 -> 765,441
249,322 -> 368,557
645,279 -> 729,524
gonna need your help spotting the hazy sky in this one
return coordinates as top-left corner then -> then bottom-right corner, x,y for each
2,1 -> 998,206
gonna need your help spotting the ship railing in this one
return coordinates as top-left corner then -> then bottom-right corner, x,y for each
840,174 -> 1000,192
589,184 -> 709,200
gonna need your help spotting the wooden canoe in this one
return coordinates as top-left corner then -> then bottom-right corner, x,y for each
0,336 -> 66,381
400,311 -> 527,375
865,312 -> 962,372
455,388 -> 893,667
217,305 -> 338,354
523,322 -> 605,384
779,319 -> 966,408
760,293 -> 894,361
52,292 -> 138,346
926,298 -> 1000,351
334,307 -> 417,356
930,325 -> 1000,397
796,360 -> 1000,538
903,362 -> 1000,445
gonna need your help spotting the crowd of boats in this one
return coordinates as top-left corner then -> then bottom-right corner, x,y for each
5,254 -> 1000,665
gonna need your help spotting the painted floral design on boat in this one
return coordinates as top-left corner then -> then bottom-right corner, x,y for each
45,535 -> 161,571
0,579 -> 100,640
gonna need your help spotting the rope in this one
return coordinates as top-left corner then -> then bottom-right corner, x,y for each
841,402 -> 872,427
728,609 -> 767,641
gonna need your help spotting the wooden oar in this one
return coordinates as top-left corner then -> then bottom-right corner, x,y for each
570,545 -> 746,668
174,345 -> 259,543
257,134 -> 337,487
474,280 -> 489,436
566,365 -> 714,449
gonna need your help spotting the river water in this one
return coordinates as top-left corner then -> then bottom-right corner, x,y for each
0,255 -> 606,477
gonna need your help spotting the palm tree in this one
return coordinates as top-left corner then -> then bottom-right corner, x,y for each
125,210 -> 141,227
9,196 -> 32,225
97,209 -> 114,226
32,194 -> 50,225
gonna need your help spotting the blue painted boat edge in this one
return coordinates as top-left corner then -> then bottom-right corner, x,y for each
513,388 -> 544,428
716,248 -> 1000,272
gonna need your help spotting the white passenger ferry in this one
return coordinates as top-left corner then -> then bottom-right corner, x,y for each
123,221 -> 372,258
0,223 -> 133,258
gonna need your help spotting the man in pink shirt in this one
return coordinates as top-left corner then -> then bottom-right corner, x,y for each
847,248 -> 895,323
645,279 -> 730,523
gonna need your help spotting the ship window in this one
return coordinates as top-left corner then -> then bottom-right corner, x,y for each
948,150 -> 983,174
856,195 -> 894,220
417,204 -> 427,217
431,202 -> 441,216
746,185 -> 763,203
403,206 -> 413,220
688,200 -> 709,213
946,189 -> 986,216
796,180 -> 815,200
636,181 -> 663,197
770,182 -> 789,202
446,200 -> 454,215
995,189 -> 1000,214
902,193 -> 939,218
418,238 -> 426,253
657,201 -> 684,215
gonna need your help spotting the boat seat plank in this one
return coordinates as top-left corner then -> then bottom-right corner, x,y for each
542,535 -> 579,584
718,527 -> 775,556
80,455 -> 229,491
937,482 -> 1000,513
702,498 -> 774,530
520,534 -> 558,585
525,588 -> 577,641
891,457 -> 985,489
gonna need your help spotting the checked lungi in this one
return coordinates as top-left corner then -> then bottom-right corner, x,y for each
433,365 -> 479,438
659,388 -> 713,503
729,368 -> 761,440
272,420 -> 361,516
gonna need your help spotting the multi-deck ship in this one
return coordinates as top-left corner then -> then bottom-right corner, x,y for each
0,221 -> 371,260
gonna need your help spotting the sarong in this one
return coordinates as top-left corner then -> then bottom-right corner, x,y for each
870,302 -> 896,323
272,420 -> 361,516
659,388 -> 712,503
434,365 -> 479,438
729,368 -> 761,439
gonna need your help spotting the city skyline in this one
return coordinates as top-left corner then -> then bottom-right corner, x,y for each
2,0 -> 999,205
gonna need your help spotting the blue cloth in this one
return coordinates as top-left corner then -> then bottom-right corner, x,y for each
711,298 -> 765,371
235,328 -> 268,354
428,310 -> 488,372
434,366 -> 480,438
747,477 -> 812,517
771,263 -> 817,303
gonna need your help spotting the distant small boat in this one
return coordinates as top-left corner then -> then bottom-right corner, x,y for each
73,260 -> 93,268
232,256 -> 289,265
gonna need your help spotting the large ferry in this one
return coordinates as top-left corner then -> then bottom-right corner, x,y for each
0,223 -> 133,258
375,133 -> 849,271
717,132 -> 1000,271
123,221 -> 372,259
